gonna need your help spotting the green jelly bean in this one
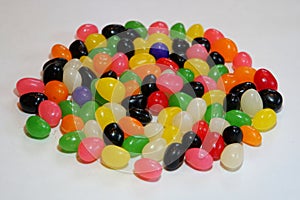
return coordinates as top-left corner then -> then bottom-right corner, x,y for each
170,22 -> 186,40
90,78 -> 108,106
107,35 -> 121,55
119,70 -> 142,85
78,101 -> 99,123
26,116 -> 51,139
177,68 -> 195,83
208,64 -> 229,82
204,103 -> 224,123
88,47 -> 113,59
59,100 -> 80,117
169,92 -> 193,111
225,110 -> 252,127
125,20 -> 147,39
59,130 -> 86,153
122,135 -> 149,157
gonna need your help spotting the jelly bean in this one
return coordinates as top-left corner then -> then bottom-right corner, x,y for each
44,80 -> 68,104
186,44 -> 209,60
125,20 -> 147,39
187,98 -> 207,121
149,42 -> 169,60
106,35 -> 121,54
229,82 -> 256,98
144,122 -> 164,139
78,66 -> 97,89
186,24 -> 204,41
234,66 -> 256,83
60,114 -> 84,134
217,73 -> 239,93
51,44 -> 72,61
142,138 -> 166,161
192,37 -> 211,53
161,69 -> 176,75
94,90 -> 109,106
209,117 -> 230,135
252,108 -> 277,132
241,89 -> 263,117
16,78 -> 44,96
148,21 -> 169,35
222,126 -> 243,144
240,125 -> 262,146
83,120 -> 103,138
25,115 -> 51,139
64,58 -> 82,71
59,130 -> 86,153
210,38 -> 238,62
69,40 -> 88,59
101,69 -> 118,79
101,24 -> 126,38
84,33 -> 107,52
121,94 -> 147,110
185,148 -> 213,171
118,116 -> 144,136
117,38 -> 135,59
77,137 -> 105,163
119,29 -> 141,41
223,93 -> 241,112
146,33 -> 172,52
63,67 -> 82,94
169,92 -> 193,111
163,142 -> 185,171
203,28 -> 224,44
259,89 -> 283,112
19,92 -> 48,114
177,68 -> 195,83
181,81 -> 204,98
157,107 -> 182,127
202,131 -> 225,160
95,106 -> 116,130
147,91 -> 169,115
220,143 -> 243,171
110,52 -> 129,76
184,58 -> 210,77
134,158 -> 163,181
170,22 -> 186,40
76,24 -> 98,41
93,53 -> 112,76
232,52 -> 252,70
129,108 -> 152,126
103,122 -> 124,146
58,100 -> 80,117
161,125 -> 181,144
119,70 -> 142,85
194,75 -> 218,93
192,120 -> 209,141
204,103 -> 224,123
208,64 -> 229,82
43,61 -> 64,84
206,51 -> 225,68
129,53 -> 156,69
172,111 -> 194,133
95,78 -> 125,103
169,53 -> 186,68
141,74 -> 158,97
89,47 -> 114,59
133,64 -> 161,80
101,145 -> 131,169
38,100 -> 62,127
78,101 -> 99,123
122,135 -> 149,157
133,38 -> 148,55
172,39 -> 189,57
254,68 -> 278,91
72,86 -> 92,106
181,131 -> 202,149
202,90 -> 226,106
103,102 -> 127,122
156,73 -> 183,94
225,110 -> 252,127
42,57 -> 67,71
123,80 -> 141,97
80,56 -> 94,70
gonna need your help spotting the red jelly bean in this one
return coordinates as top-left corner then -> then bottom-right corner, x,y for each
185,148 -> 213,171
203,28 -> 224,44
192,120 -> 209,141
254,68 -> 278,91
134,158 -> 163,181
77,137 -> 105,163
38,100 -> 62,127
147,91 -> 169,115
232,52 -> 252,70
148,21 -> 169,35
76,24 -> 99,42
110,52 -> 129,76
202,131 -> 225,160
186,44 -> 209,60
156,73 -> 183,94
156,58 -> 179,72
16,77 -> 45,96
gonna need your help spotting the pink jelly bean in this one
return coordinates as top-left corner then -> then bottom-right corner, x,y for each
16,77 -> 44,96
148,21 -> 169,35
110,52 -> 129,76
38,100 -> 62,127
232,52 -> 252,70
76,24 -> 99,42
185,148 -> 213,171
156,58 -> 179,72
203,28 -> 225,44
77,137 -> 105,163
186,44 -> 209,60
194,75 -> 217,93
156,73 -> 183,94
134,158 -> 163,181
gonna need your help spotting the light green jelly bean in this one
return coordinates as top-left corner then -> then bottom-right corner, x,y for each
119,70 -> 142,85
88,47 -> 114,59
169,92 -> 193,111
78,101 -> 99,123
204,103 -> 224,123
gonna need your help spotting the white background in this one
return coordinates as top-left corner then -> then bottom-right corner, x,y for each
1,0 -> 299,199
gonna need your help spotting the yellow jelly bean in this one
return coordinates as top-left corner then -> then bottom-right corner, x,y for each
80,56 -> 95,73
252,108 -> 277,132
129,53 -> 156,69
186,24 -> 204,42
172,111 -> 194,133
133,37 -> 148,54
157,107 -> 182,127
202,90 -> 226,106
161,125 -> 181,144
84,33 -> 107,52
184,58 -> 209,76
95,106 -> 116,130
101,145 -> 130,169
103,102 -> 127,121
95,78 -> 125,103
146,33 -> 172,51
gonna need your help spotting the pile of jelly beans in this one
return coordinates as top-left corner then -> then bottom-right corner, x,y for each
16,21 -> 283,182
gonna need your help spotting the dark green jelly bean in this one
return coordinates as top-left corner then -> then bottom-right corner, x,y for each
204,103 -> 225,123
117,38 -> 135,59
59,100 -> 80,117
121,94 -> 147,110
181,131 -> 202,150
259,89 -> 283,112
26,116 -> 51,139
88,47 -> 114,59
170,23 -> 186,40
119,70 -> 142,85
79,66 -> 97,89
90,78 -> 99,98
141,74 -> 158,97
59,130 -> 86,153
42,57 -> 67,71
107,35 -> 121,53
122,135 -> 149,157
206,51 -> 225,68
129,108 -> 152,126
222,126 -> 243,144
119,28 -> 141,41
181,81 -> 204,98
192,37 -> 211,52
19,92 -> 48,114
124,20 -> 147,39
172,39 -> 190,56
177,68 -> 195,83
225,110 -> 252,127
94,91 -> 109,106
103,122 -> 124,146
163,142 -> 185,171
69,40 -> 88,59
229,82 -> 256,98
101,24 -> 126,39
169,53 -> 187,68
208,64 -> 229,82
43,63 -> 64,84
78,101 -> 99,123
223,93 -> 241,112
169,92 -> 193,111
100,70 -> 118,79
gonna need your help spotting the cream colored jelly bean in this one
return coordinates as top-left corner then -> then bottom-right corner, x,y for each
142,138 -> 167,162
186,98 -> 206,121
209,118 -> 230,135
83,120 -> 103,138
241,89 -> 263,117
63,67 -> 82,94
220,143 -> 244,171
172,111 -> 194,133
144,122 -> 163,139
103,102 -> 127,121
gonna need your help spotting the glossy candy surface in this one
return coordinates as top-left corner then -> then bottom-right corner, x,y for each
259,89 -> 283,112
38,100 -> 62,127
232,52 -> 252,70
19,92 -> 48,114
72,86 -> 92,106
220,143 -> 243,171
254,68 -> 278,91
222,126 -> 243,144
241,125 -> 262,146
77,137 -> 105,163
169,92 -> 193,111
26,116 -> 51,139
16,78 -> 45,96
156,73 -> 183,94
51,44 -> 72,61
44,80 -> 68,104
101,145 -> 130,169
76,24 -> 98,41
225,110 -> 252,127
185,148 -> 213,171
252,108 -> 277,132
241,89 -> 263,117
134,158 -> 163,181
142,138 -> 166,161
163,143 -> 185,171
147,91 -> 168,115
202,131 -> 225,160
181,131 -> 202,149
59,100 -> 80,117
103,122 -> 124,146
210,38 -> 238,62
69,40 -> 88,59
122,135 -> 149,157
60,114 -> 84,134
59,131 -> 86,153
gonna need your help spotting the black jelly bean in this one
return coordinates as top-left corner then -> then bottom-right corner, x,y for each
101,24 -> 126,38
42,57 -> 67,71
78,67 -> 97,89
259,89 -> 283,112
128,108 -> 152,126
117,38 -> 135,59
119,28 -> 141,41
169,53 -> 186,68
121,94 -> 148,110
141,74 -> 158,97
103,122 -> 124,146
43,63 -> 64,84
222,126 -> 243,144
69,40 -> 88,59
100,70 -> 118,79
19,92 -> 48,114
181,81 -> 205,98
192,37 -> 211,52
172,38 -> 190,55
229,82 -> 256,98
181,131 -> 202,150
223,93 -> 241,112
206,51 -> 225,68
163,143 -> 185,171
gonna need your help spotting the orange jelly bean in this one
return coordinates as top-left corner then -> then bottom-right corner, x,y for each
60,114 -> 84,134
210,38 -> 238,63
51,44 -> 72,61
44,80 -> 69,104
217,73 -> 239,94
240,125 -> 262,146
132,64 -> 161,80
123,80 -> 141,97
118,116 -> 144,137
93,53 -> 112,76
234,66 -> 256,84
